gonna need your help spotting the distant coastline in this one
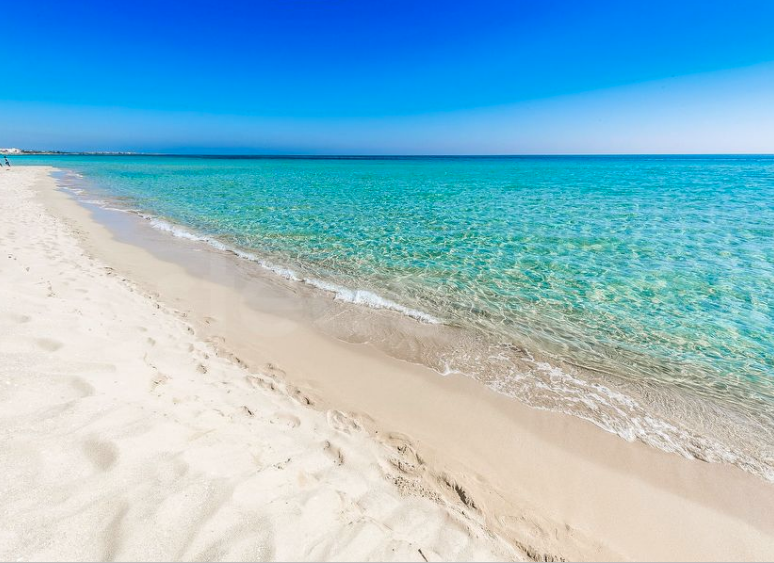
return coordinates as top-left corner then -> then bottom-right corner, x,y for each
0,148 -> 142,156
5,150 -> 774,161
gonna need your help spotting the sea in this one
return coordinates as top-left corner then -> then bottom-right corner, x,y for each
17,154 -> 774,480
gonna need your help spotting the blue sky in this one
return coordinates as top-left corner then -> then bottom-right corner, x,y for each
1,0 -> 773,154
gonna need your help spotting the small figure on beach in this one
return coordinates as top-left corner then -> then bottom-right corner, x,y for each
3,156 -> 10,168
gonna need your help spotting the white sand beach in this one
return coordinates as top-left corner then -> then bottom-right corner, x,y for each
0,167 -> 517,561
1,166 -> 774,562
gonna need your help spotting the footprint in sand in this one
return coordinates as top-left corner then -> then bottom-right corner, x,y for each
82,437 -> 119,471
272,413 -> 301,428
326,410 -> 362,435
287,385 -> 314,406
0,312 -> 31,325
246,375 -> 276,393
70,377 -> 96,398
151,373 -> 170,391
155,455 -> 190,483
384,433 -> 425,477
322,440 -> 345,466
36,337 -> 63,352
437,473 -> 478,511
265,363 -> 287,379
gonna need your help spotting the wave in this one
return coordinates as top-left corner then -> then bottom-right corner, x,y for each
141,216 -> 440,324
303,277 -> 439,324
486,357 -> 774,482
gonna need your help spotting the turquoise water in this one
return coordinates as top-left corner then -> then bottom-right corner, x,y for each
21,155 -> 774,478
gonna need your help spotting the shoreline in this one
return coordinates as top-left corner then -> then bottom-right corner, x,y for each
4,166 -> 774,560
55,166 -> 774,484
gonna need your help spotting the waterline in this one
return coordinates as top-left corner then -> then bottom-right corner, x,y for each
41,155 -> 774,482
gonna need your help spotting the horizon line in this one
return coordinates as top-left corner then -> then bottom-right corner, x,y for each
10,151 -> 774,158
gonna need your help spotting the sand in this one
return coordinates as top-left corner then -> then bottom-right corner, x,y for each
0,167 -> 518,562
1,165 -> 774,561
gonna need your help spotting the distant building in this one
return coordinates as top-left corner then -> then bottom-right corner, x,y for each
0,148 -> 22,154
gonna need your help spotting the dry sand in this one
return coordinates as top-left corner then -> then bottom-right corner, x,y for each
1,166 -> 774,561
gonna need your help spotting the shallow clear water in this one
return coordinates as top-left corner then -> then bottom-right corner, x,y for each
20,155 -> 774,478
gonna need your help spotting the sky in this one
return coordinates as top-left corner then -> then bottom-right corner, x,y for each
1,0 -> 773,154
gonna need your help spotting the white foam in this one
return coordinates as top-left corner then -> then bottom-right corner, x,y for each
141,216 -> 438,323
486,358 -> 774,482
145,216 -> 229,251
83,198 -> 108,206
304,278 -> 439,324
